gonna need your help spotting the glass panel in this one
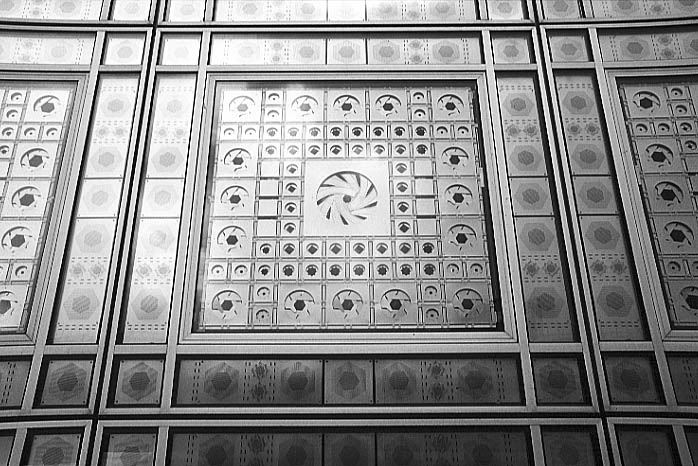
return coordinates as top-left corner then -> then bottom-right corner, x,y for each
122,75 -> 197,344
0,33 -> 95,65
99,432 -> 157,466
589,0 -> 698,18
209,35 -> 483,66
52,76 -> 139,344
103,34 -> 145,65
160,35 -> 201,65
167,0 -> 205,21
0,81 -> 76,334
0,0 -> 103,20
24,432 -> 82,466
110,0 -> 152,20
618,79 -> 698,329
213,0 -> 480,22
496,76 -> 576,342
556,73 -> 648,341
195,81 -> 502,332
168,429 -> 531,465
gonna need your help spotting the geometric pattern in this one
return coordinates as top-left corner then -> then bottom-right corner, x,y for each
1,1 -> 698,465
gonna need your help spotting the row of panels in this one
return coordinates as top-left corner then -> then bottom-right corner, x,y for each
3,420 -> 698,465
3,354 -> 698,410
1,0 -> 697,23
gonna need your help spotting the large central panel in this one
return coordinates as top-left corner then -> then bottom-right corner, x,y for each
194,81 -> 502,332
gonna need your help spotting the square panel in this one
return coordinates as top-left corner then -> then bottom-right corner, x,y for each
193,80 -> 504,333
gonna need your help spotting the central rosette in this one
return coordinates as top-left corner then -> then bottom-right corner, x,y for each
316,171 -> 378,225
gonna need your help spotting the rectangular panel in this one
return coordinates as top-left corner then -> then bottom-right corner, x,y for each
209,35 -> 483,66
0,0 -> 103,20
53,76 -> 139,344
618,79 -> 698,330
168,428 -> 532,466
555,73 -> 648,341
121,75 -> 196,344
212,0 -> 479,22
0,81 -> 76,335
0,33 -> 95,65
194,81 -> 502,332
497,76 -> 577,343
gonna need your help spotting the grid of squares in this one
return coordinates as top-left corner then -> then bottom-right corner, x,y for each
196,83 -> 501,331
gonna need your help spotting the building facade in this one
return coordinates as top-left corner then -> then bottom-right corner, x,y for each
1,0 -> 698,464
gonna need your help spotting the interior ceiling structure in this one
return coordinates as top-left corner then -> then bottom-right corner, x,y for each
0,0 -> 698,465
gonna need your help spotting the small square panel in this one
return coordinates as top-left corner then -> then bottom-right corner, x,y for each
112,359 -> 164,407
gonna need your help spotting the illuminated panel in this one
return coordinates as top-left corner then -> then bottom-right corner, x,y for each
0,82 -> 75,334
122,76 -> 197,344
52,76 -> 139,344
497,76 -> 576,342
556,74 -> 647,341
195,82 -> 501,332
618,80 -> 698,329
0,0 -> 103,20
213,0 -> 479,22
0,33 -> 95,65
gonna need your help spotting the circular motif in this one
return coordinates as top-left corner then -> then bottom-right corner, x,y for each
441,146 -> 470,170
316,171 -> 378,226
222,148 -> 251,172
229,95 -> 255,118
291,95 -> 319,118
445,184 -> 473,208
285,290 -> 315,315
220,185 -> 249,210
211,290 -> 243,317
216,225 -> 246,251
375,94 -> 402,117
333,95 -> 360,117
2,226 -> 32,251
0,291 -> 18,316
381,289 -> 410,317
33,95 -> 60,115
448,224 -> 477,249
437,94 -> 464,116
11,186 -> 41,209
453,288 -> 484,317
20,148 -> 50,170
680,286 -> 698,312
332,289 -> 363,318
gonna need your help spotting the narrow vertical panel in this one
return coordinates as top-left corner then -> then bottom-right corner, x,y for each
0,82 -> 76,335
496,76 -> 576,342
617,80 -> 698,330
122,75 -> 196,344
53,76 -> 139,344
555,74 -> 648,341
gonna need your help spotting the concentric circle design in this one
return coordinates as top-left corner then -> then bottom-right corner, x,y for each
316,171 -> 378,226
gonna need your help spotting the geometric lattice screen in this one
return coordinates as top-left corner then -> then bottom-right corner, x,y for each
2,0 -> 698,465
